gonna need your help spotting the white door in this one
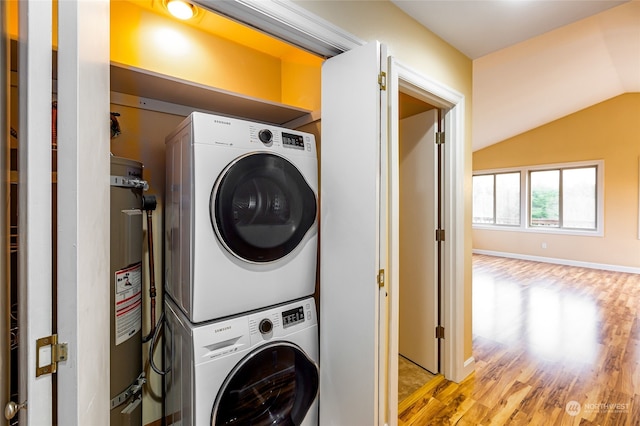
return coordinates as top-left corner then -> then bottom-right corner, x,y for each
398,109 -> 438,373
320,41 -> 389,426
4,1 -> 111,424
16,1 -> 54,424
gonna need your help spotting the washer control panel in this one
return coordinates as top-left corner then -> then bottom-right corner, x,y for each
247,298 -> 316,345
258,319 -> 273,334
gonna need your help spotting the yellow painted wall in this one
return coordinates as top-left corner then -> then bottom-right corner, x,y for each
6,1 -> 17,38
110,1 -> 321,112
111,1 -> 281,103
473,93 -> 640,269
293,0 -> 475,365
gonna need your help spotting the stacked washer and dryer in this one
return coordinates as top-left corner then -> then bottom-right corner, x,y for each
164,112 -> 320,425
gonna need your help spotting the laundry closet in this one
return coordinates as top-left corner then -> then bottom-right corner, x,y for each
108,2 -> 324,424
109,3 -> 444,421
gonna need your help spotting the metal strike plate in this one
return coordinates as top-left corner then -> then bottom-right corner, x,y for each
36,334 -> 68,377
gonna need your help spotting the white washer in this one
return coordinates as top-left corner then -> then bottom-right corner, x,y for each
164,296 -> 319,426
165,112 -> 318,322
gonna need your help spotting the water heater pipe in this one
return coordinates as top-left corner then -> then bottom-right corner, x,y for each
141,195 -> 157,342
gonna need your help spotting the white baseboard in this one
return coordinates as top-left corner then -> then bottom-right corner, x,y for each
473,249 -> 640,274
462,357 -> 475,378
449,356 -> 475,384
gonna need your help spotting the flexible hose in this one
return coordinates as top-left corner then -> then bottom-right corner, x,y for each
142,195 -> 157,343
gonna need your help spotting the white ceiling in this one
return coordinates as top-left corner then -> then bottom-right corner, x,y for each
392,0 -> 640,151
391,0 -> 630,60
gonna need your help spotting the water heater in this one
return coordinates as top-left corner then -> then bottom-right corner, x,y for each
109,156 -> 146,425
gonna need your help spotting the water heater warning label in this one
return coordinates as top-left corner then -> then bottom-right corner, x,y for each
115,263 -> 142,346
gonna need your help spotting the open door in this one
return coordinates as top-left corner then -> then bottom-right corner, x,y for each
14,1 -> 55,424
3,2 -> 111,424
398,109 -> 438,374
320,41 -> 389,426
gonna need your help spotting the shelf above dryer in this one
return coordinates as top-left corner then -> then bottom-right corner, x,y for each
110,62 -> 313,126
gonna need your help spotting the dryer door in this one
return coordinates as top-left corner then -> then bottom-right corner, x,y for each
211,152 -> 317,263
211,342 -> 319,425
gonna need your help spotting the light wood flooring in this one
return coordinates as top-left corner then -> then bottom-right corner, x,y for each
399,254 -> 640,425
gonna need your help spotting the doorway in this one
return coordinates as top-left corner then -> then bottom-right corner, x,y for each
397,94 -> 440,403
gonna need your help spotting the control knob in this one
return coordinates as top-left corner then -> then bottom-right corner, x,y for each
258,129 -> 273,144
259,319 -> 273,335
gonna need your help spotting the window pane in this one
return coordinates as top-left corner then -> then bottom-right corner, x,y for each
563,167 -> 596,229
495,172 -> 520,225
473,175 -> 494,224
530,170 -> 559,227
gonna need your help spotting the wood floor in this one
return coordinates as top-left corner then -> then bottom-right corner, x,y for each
399,254 -> 640,425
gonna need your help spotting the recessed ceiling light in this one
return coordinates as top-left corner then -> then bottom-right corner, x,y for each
166,0 -> 196,20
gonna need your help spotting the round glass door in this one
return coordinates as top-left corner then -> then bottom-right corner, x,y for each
211,153 -> 317,263
211,342 -> 319,426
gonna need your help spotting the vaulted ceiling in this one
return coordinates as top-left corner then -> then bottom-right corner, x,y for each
392,0 -> 640,150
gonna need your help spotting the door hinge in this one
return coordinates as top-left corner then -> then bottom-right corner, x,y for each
435,325 -> 445,339
435,229 -> 445,242
36,334 -> 68,377
435,132 -> 445,145
378,71 -> 387,90
377,269 -> 385,288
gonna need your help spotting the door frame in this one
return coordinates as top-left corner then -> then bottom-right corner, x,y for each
387,58 -> 470,421
57,1 -> 112,424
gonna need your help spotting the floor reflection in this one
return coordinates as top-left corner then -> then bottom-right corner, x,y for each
473,262 -> 600,365
397,255 -> 640,425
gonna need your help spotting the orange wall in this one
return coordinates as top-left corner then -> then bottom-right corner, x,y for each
110,1 -> 321,112
473,93 -> 640,269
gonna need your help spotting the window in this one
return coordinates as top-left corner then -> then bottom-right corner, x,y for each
472,172 -> 520,226
473,161 -> 603,235
529,166 -> 597,230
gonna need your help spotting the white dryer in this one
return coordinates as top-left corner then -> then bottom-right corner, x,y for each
165,112 -> 318,322
164,296 -> 319,426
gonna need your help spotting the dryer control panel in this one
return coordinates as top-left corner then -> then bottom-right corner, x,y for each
282,306 -> 305,328
282,133 -> 305,150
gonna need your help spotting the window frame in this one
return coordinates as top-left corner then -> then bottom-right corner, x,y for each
472,171 -> 522,227
473,160 -> 604,237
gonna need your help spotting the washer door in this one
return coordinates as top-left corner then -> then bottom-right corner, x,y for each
211,153 -> 317,263
211,342 -> 319,426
